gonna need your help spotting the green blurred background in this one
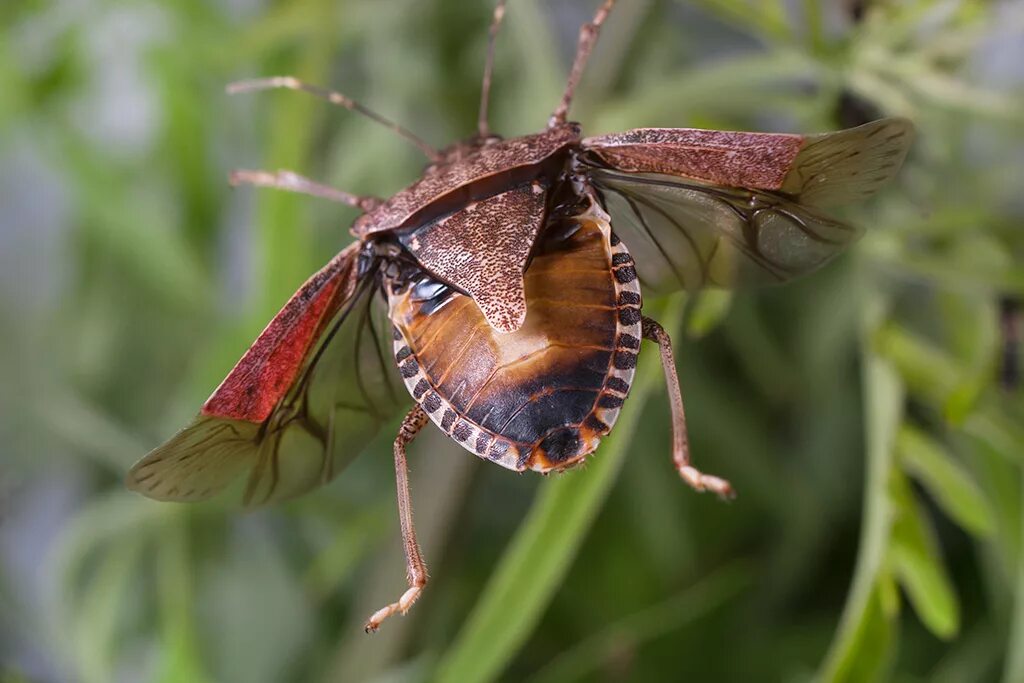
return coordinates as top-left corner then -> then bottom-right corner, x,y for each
2,0 -> 1023,681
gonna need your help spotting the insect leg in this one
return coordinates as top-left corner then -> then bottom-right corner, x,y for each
364,405 -> 431,633
641,316 -> 735,500
229,169 -> 381,212
549,0 -> 617,128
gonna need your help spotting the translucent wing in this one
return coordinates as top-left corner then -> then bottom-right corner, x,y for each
583,118 -> 913,292
779,118 -> 914,206
589,170 -> 861,292
127,243 -> 407,505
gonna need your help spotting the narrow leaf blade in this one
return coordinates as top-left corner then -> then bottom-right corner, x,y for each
435,300 -> 684,683
898,425 -> 995,538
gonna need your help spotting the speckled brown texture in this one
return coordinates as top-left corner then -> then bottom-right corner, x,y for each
583,127 -> 804,190
353,123 -> 580,236
400,181 -> 548,333
386,197 -> 641,473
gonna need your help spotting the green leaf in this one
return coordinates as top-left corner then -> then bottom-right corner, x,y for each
963,412 -> 1024,466
898,425 -> 996,538
523,562 -> 752,683
71,539 -> 143,683
57,136 -> 210,310
819,296 -> 903,683
962,420 -> 1023,586
878,564 -> 901,619
49,493 -> 174,683
434,298 -> 685,683
823,584 -> 896,683
1005,468 -> 1024,683
938,291 -> 999,379
685,0 -> 794,43
156,515 -> 212,683
873,324 -> 976,421
889,472 -> 960,640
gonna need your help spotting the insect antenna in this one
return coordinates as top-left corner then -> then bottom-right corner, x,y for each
549,0 -> 616,128
477,0 -> 508,139
228,76 -> 443,162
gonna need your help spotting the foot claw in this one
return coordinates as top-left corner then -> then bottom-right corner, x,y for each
364,605 -> 391,634
362,585 -> 423,634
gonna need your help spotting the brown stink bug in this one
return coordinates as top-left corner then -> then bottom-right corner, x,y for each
126,0 -> 914,632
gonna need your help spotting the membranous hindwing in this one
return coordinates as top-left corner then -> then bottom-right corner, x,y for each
581,118 -> 913,294
128,244 -> 407,504
383,190 -> 642,473
589,170 -> 860,292
241,268 -> 405,504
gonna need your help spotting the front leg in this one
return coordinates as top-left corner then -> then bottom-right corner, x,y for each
364,405 -> 431,633
642,316 -> 734,500
229,168 -> 381,211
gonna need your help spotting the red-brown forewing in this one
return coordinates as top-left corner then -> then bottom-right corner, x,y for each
583,118 -> 913,292
203,243 -> 361,423
126,243 -> 407,504
582,127 -> 804,190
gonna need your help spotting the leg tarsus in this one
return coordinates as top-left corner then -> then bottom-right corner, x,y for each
364,582 -> 426,634
679,465 -> 735,500
642,316 -> 735,500
364,406 -> 431,633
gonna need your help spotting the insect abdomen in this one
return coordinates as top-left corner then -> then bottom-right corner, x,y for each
387,201 -> 641,472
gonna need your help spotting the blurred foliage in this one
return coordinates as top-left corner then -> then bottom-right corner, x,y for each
1,0 -> 1023,682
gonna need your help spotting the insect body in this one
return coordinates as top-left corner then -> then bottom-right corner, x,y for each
126,0 -> 914,633
387,188 -> 640,473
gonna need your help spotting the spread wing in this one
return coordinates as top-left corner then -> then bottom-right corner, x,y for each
582,118 -> 914,293
126,243 -> 407,505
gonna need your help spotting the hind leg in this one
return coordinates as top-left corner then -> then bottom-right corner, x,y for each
642,316 -> 734,500
364,406 -> 431,633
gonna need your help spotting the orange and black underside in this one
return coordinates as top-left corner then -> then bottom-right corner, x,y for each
386,200 -> 643,472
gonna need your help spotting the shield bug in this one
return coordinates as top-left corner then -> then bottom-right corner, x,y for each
126,0 -> 914,632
